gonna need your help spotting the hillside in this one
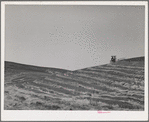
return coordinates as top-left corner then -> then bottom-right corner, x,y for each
4,57 -> 144,110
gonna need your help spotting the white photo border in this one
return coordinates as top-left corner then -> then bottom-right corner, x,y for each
1,1 -> 148,121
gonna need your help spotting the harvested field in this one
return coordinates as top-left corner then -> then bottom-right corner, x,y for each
4,57 -> 144,110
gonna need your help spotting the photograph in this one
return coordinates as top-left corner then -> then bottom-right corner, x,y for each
1,1 -> 148,121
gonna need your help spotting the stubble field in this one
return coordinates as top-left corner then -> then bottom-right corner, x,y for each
4,57 -> 144,110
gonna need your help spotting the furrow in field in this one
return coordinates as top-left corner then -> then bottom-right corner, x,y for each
46,75 -> 116,91
55,73 -> 144,102
15,78 -> 142,110
90,65 -> 144,74
12,76 -> 100,98
102,64 -> 144,70
53,74 -> 123,93
44,77 -> 103,93
77,68 -> 144,79
11,75 -> 80,97
95,98 -> 143,110
75,70 -> 144,87
23,84 -> 72,99
82,68 -> 144,79
78,74 -> 143,95
81,96 -> 142,110
11,71 -> 144,101
99,95 -> 144,105
74,73 -> 143,92
77,69 -> 144,88
38,78 -> 96,94
13,78 -> 76,96
70,73 -> 143,94
67,73 -> 131,91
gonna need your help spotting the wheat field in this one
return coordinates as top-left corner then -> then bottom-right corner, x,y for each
4,57 -> 144,110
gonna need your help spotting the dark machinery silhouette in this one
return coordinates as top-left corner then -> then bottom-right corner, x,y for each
111,56 -> 116,63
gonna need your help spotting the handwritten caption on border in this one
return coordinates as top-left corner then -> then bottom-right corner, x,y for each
97,111 -> 111,114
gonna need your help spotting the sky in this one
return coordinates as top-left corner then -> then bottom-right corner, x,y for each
5,5 -> 145,70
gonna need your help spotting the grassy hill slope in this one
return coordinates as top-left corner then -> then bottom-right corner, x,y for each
4,57 -> 144,110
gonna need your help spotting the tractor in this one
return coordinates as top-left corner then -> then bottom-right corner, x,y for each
111,56 -> 116,63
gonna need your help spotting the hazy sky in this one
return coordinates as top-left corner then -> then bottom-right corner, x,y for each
5,5 -> 145,70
